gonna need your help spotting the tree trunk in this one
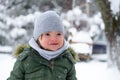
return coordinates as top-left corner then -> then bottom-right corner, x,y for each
62,0 -> 73,12
96,0 -> 120,68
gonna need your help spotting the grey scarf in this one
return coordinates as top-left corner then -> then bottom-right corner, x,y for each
29,38 -> 69,60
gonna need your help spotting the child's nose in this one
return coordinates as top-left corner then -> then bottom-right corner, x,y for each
50,36 -> 57,41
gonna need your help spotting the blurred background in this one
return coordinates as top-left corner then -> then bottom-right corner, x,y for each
0,0 -> 120,80
0,0 -> 107,56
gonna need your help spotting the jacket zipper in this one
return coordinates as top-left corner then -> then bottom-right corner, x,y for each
50,60 -> 54,70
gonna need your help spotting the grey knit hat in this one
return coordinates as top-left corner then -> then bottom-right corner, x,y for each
33,11 -> 64,40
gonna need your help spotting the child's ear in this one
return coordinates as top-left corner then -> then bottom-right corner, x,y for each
38,35 -> 43,40
37,35 -> 42,44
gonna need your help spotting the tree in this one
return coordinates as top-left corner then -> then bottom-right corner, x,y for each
96,0 -> 120,70
0,0 -> 74,17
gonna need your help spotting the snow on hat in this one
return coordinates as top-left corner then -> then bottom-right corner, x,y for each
33,11 -> 64,40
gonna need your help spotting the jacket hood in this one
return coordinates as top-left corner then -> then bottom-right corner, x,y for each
13,44 -> 30,58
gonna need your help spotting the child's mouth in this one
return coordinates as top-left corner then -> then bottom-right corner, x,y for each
50,43 -> 58,45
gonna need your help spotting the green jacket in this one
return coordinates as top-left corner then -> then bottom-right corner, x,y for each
7,47 -> 77,80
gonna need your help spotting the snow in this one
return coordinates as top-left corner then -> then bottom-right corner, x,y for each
0,53 -> 120,80
0,46 -> 12,53
70,43 -> 92,54
62,20 -> 71,28
71,31 -> 92,43
69,31 -> 93,55
0,54 -> 16,80
76,60 -> 120,80
6,11 -> 41,28
10,28 -> 27,39
109,0 -> 120,14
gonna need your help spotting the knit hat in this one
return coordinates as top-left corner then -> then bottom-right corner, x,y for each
33,11 -> 64,40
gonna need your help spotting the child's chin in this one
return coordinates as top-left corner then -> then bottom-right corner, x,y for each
45,48 -> 58,51
50,47 -> 60,51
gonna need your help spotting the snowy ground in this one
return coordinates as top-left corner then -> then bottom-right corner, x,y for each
0,53 -> 120,80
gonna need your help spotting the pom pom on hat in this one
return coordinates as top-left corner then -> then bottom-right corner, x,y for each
33,11 -> 64,40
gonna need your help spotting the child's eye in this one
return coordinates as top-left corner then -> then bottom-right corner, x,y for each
45,33 -> 50,36
57,33 -> 62,36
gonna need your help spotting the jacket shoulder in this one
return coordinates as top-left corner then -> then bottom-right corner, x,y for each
63,47 -> 79,62
17,48 -> 31,61
63,50 -> 76,64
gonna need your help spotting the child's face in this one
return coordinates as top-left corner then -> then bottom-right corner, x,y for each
38,31 -> 64,51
